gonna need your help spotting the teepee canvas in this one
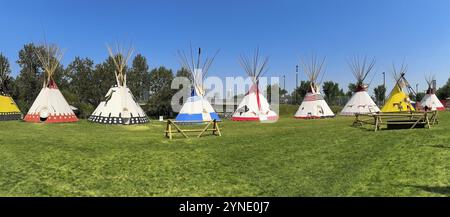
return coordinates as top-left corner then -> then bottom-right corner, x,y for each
0,57 -> 21,120
89,45 -> 149,125
420,75 -> 445,111
294,55 -> 335,119
340,56 -> 380,115
231,48 -> 278,121
381,64 -> 415,112
24,44 -> 78,123
175,47 -> 220,122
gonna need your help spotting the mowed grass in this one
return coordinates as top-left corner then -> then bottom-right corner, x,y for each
0,107 -> 449,196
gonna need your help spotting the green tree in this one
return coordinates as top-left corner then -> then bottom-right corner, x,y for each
0,53 -> 13,93
374,85 -> 386,105
436,78 -> 450,100
415,92 -> 425,102
128,54 -> 150,101
66,57 -> 96,118
14,44 -> 45,111
347,83 -> 357,97
322,81 -> 344,105
291,80 -> 311,104
145,66 -> 174,117
91,56 -> 117,106
175,67 -> 191,79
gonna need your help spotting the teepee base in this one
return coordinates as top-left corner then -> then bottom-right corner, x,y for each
231,115 -> 278,121
88,115 -> 149,125
294,115 -> 335,119
0,112 -> 22,121
24,113 -> 78,123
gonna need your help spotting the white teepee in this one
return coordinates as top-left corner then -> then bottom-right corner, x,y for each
89,45 -> 149,125
231,48 -> 278,121
340,56 -> 380,115
175,46 -> 220,122
420,75 -> 445,111
24,44 -> 78,123
294,55 -> 335,119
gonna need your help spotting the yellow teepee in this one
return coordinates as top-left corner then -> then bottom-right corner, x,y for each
0,93 -> 22,120
381,83 -> 415,112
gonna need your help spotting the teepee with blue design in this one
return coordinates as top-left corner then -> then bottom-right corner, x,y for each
175,46 -> 220,122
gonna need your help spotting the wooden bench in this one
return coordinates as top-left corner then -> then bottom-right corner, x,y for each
353,111 -> 438,132
165,119 -> 222,139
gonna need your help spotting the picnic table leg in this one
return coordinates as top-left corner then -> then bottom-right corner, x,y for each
214,120 -> 222,136
425,113 -> 431,129
431,111 -> 437,125
198,121 -> 212,138
171,121 -> 189,138
168,121 -> 173,139
165,121 -> 169,138
374,116 -> 379,132
410,117 -> 422,129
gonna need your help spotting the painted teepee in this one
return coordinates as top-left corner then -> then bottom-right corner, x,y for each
340,56 -> 380,115
381,63 -> 415,112
231,48 -> 278,121
420,75 -> 445,111
24,44 -> 78,123
89,45 -> 149,125
0,55 -> 21,120
175,46 -> 220,122
294,55 -> 335,119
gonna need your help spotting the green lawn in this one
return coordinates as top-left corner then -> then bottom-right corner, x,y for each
0,107 -> 449,196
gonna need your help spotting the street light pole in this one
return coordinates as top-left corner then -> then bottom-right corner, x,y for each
296,65 -> 299,104
382,72 -> 386,104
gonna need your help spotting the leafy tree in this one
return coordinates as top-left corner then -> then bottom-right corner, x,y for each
436,78 -> 450,100
374,85 -> 386,105
66,57 -> 96,118
145,66 -> 174,117
291,80 -> 311,104
91,56 -> 117,106
415,92 -> 425,102
14,44 -> 45,111
347,83 -> 357,97
322,81 -> 344,105
128,54 -> 150,101
0,53 -> 13,93
175,67 -> 191,79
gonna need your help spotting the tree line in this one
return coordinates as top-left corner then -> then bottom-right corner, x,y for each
1,44 -> 449,119
0,43 -> 189,119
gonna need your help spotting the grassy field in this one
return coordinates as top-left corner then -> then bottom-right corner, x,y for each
0,106 -> 449,196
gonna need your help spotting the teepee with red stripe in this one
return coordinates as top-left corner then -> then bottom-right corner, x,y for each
340,56 -> 380,115
231,48 -> 278,121
24,43 -> 78,123
420,74 -> 445,111
294,55 -> 335,119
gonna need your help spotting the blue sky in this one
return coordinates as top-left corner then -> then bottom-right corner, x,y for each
1,0 -> 450,93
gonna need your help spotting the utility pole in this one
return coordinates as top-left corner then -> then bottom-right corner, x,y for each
296,65 -> 299,104
382,72 -> 386,104
283,74 -> 286,102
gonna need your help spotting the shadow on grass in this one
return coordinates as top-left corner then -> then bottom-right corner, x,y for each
426,144 -> 450,149
407,185 -> 450,195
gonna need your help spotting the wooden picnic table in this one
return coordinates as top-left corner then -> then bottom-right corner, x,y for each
165,119 -> 222,139
353,111 -> 438,132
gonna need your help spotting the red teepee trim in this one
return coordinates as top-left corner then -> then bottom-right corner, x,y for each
24,113 -> 78,123
47,78 -> 59,89
231,115 -> 278,121
255,82 -> 261,111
